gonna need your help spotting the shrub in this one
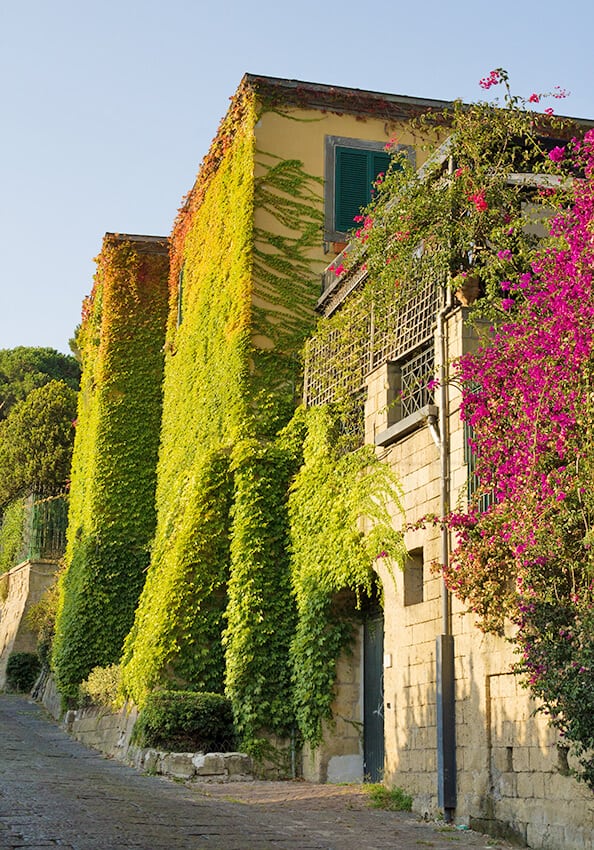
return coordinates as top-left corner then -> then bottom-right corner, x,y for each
365,784 -> 413,812
78,664 -> 123,710
5,652 -> 41,693
132,690 -> 236,752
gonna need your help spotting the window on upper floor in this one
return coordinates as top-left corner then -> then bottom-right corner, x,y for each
404,548 -> 424,606
324,136 -> 414,242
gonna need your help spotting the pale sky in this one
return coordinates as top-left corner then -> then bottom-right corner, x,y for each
2,0 -> 593,355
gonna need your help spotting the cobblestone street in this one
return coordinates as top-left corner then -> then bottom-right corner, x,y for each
0,695 -> 512,850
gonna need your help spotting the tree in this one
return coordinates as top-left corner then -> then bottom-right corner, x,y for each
0,347 -> 80,421
0,379 -> 77,507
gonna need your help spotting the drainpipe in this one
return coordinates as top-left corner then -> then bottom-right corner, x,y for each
435,283 -> 456,822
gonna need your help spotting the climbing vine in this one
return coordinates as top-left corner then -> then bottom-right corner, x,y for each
288,406 -> 406,745
223,430 -> 303,752
52,236 -> 169,702
121,81 -> 326,745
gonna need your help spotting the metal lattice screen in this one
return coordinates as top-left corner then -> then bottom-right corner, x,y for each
304,280 -> 439,410
21,492 -> 68,562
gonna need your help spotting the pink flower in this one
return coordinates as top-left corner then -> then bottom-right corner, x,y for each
468,190 -> 488,212
333,263 -> 345,276
479,70 -> 502,90
528,93 -> 540,104
501,297 -> 515,311
549,146 -> 565,163
498,249 -> 512,261
544,107 -> 554,116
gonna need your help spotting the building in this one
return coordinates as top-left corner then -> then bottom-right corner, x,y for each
50,76 -> 594,849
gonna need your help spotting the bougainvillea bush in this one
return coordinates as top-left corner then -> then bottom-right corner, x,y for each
447,127 -> 594,788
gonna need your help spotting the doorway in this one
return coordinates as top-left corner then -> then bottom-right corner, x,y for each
363,612 -> 384,782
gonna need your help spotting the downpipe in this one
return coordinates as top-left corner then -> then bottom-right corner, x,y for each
435,283 -> 457,821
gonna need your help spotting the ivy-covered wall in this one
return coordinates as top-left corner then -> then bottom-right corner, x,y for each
120,81 -> 329,734
52,235 -> 169,701
116,77 -> 413,757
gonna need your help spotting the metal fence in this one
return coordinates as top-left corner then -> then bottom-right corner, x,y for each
0,492 -> 68,570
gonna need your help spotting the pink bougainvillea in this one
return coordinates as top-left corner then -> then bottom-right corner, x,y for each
446,131 -> 594,788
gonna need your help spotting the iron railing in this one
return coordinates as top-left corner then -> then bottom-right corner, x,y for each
0,492 -> 68,570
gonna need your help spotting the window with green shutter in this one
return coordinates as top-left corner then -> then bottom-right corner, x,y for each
334,146 -> 391,233
324,136 -> 413,242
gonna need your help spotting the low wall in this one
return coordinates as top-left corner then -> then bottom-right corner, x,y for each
41,676 -> 253,783
0,561 -> 58,689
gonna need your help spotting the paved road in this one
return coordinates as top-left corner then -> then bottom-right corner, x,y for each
0,695 -> 511,850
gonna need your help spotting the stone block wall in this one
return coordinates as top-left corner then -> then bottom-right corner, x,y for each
358,307 -> 594,849
0,561 -> 57,689
302,626 -> 364,783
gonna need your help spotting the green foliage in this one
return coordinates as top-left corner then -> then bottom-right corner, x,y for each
53,538 -> 151,702
365,783 -> 413,811
5,652 -> 41,693
120,99 -> 256,709
0,347 -> 80,421
224,434 -> 302,749
52,237 -> 169,701
25,573 -> 62,664
132,690 -> 236,752
0,498 -> 25,573
289,406 -> 406,745
78,664 -> 123,709
122,89 -> 324,759
121,450 -> 232,705
516,597 -> 594,790
0,380 -> 77,508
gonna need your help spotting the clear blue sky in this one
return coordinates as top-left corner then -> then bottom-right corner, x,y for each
2,0 -> 593,355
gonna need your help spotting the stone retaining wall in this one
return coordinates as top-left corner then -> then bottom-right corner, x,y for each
41,678 -> 253,783
0,561 -> 58,689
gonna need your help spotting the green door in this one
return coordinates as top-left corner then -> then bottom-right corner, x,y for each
363,613 -> 385,782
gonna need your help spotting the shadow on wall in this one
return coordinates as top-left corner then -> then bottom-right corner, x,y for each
385,622 -> 593,849
0,561 -> 58,689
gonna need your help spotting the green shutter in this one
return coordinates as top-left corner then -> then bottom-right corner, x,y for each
334,147 -> 393,234
335,148 -> 370,233
371,151 -> 391,187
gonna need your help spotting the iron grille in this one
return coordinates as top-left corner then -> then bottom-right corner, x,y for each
21,492 -> 68,563
400,346 -> 435,418
304,281 -> 439,410
463,421 -> 494,513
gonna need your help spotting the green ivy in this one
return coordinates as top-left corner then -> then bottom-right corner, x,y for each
288,406 -> 406,745
52,237 -> 169,702
0,497 -> 25,574
121,88 -> 326,748
223,430 -> 303,750
121,449 -> 232,704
